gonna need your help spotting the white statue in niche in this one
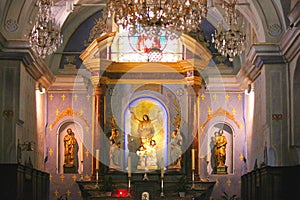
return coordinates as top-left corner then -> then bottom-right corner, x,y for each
130,108 -> 160,170
136,139 -> 158,169
109,128 -> 122,169
169,129 -> 183,169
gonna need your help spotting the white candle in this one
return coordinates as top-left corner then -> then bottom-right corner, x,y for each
96,171 -> 99,181
128,156 -> 131,177
81,142 -> 84,161
161,168 -> 164,178
81,142 -> 84,174
95,149 -> 99,170
192,149 -> 195,170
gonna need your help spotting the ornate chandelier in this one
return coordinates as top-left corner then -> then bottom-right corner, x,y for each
211,0 -> 246,62
105,0 -> 208,39
29,0 -> 62,58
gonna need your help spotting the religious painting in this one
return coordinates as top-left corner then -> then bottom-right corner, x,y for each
124,97 -> 168,171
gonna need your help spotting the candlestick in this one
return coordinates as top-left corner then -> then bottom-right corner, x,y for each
80,161 -> 84,177
95,149 -> 99,170
160,178 -> 164,197
192,170 -> 195,189
95,171 -> 99,189
127,177 -> 131,197
128,156 -> 131,178
191,149 -> 195,170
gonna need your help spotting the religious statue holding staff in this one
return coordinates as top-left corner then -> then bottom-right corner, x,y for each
63,128 -> 79,173
214,129 -> 228,174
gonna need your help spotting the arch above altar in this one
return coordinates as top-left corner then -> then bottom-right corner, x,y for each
79,31 -> 212,86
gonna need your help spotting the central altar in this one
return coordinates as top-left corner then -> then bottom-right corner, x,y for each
77,31 -> 214,199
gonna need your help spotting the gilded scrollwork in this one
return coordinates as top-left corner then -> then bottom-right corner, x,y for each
50,107 -> 89,129
201,107 -> 242,130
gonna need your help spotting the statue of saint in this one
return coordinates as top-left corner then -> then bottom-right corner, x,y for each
214,129 -> 227,168
136,139 -> 158,169
129,108 -> 162,170
170,129 -> 183,168
130,110 -> 155,150
109,129 -> 121,169
63,128 -> 78,173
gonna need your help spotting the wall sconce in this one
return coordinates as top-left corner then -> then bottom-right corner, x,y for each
18,140 -> 34,151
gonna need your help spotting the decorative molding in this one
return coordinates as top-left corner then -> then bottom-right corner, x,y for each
0,33 -> 55,89
268,24 -> 282,36
180,33 -> 212,70
248,44 -> 285,68
5,19 -> 18,32
288,1 -> 300,28
236,60 -> 257,89
49,76 -> 88,92
205,75 -> 244,92
2,110 -> 14,120
280,26 -> 300,62
272,114 -> 283,121
84,17 -> 108,47
255,0 -> 283,42
80,32 -> 116,62
200,107 -> 242,130
50,107 -> 89,130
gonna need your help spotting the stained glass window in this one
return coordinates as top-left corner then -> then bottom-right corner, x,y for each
111,26 -> 182,62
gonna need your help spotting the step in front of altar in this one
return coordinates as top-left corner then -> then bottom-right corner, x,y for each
77,177 -> 215,200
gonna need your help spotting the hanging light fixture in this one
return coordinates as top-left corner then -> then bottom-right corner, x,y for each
29,0 -> 62,58
105,0 -> 208,39
211,0 -> 246,62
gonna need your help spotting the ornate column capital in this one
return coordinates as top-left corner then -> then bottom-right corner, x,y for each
237,44 -> 286,87
248,44 -> 285,69
0,33 -> 55,89
280,2 -> 300,62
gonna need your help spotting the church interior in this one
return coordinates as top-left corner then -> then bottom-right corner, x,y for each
0,0 -> 299,199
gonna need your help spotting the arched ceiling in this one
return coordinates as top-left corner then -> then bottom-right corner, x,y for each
0,0 -> 294,82
0,0 -> 290,43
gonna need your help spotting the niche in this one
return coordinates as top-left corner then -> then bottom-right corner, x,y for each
207,123 -> 233,174
58,121 -> 84,174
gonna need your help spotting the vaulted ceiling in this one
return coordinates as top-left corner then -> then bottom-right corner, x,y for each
0,0 -> 297,85
0,0 -> 293,42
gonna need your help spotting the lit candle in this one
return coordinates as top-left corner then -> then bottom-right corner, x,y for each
128,156 -> 131,177
95,149 -> 99,170
96,171 -> 99,181
191,149 -> 195,170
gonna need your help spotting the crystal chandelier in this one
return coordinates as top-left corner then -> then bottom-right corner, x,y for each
29,0 -> 62,58
105,0 -> 208,39
211,0 -> 246,62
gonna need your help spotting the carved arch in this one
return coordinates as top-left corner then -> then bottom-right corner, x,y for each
53,116 -> 87,174
200,107 -> 242,131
